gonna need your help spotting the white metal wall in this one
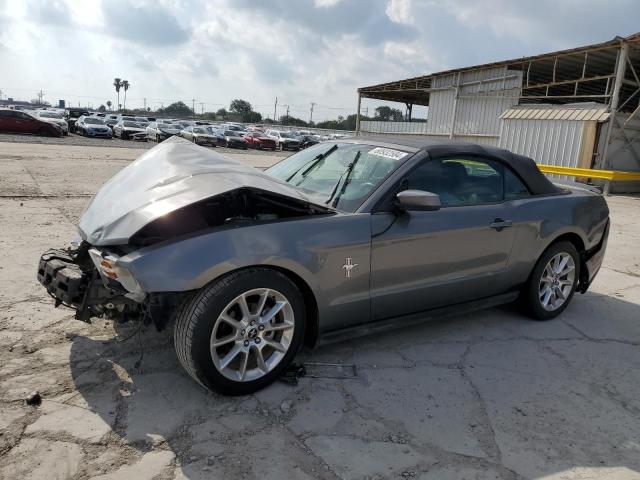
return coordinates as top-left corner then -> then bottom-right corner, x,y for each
427,66 -> 521,137
360,121 -> 428,134
499,118 -> 586,169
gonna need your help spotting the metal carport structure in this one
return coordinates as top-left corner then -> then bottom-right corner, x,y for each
356,33 -> 640,190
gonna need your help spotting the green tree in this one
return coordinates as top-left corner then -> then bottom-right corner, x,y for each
158,101 -> 192,117
216,108 -> 228,119
229,99 -> 253,122
113,78 -> 122,111
280,115 -> 308,127
374,106 -> 404,121
98,104 -> 106,112
106,100 -> 112,111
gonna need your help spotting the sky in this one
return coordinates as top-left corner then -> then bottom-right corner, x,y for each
0,0 -> 638,121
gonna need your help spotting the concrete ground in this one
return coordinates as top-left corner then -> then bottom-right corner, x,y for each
1,138 -> 639,480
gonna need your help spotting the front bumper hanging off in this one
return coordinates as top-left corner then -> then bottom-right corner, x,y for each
37,249 -> 87,310
37,247 -> 142,322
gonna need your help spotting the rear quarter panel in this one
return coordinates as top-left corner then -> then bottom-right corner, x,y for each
506,189 -> 609,286
120,214 -> 372,332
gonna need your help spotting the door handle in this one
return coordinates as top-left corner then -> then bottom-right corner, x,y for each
490,218 -> 512,231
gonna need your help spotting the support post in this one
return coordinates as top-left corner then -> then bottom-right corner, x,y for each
449,73 -> 460,139
355,93 -> 362,136
600,42 -> 628,170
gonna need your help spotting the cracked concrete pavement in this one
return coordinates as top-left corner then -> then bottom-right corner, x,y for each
1,139 -> 640,479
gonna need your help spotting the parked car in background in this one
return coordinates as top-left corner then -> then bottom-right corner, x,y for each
146,122 -> 182,142
134,117 -> 150,128
244,131 -> 277,150
265,130 -> 301,151
206,127 -> 226,145
105,114 -> 119,130
0,108 -> 63,136
36,110 -> 68,135
298,134 -> 319,149
113,120 -> 146,140
180,126 -> 219,146
222,129 -> 248,149
75,116 -> 112,138
65,108 -> 90,133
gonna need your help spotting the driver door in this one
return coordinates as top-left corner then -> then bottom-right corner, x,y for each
369,156 -> 519,320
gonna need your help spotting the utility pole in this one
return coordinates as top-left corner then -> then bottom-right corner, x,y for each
200,102 -> 204,115
273,97 -> 278,124
192,99 -> 196,118
143,98 -> 147,110
309,102 -> 316,125
37,89 -> 44,104
284,105 -> 290,123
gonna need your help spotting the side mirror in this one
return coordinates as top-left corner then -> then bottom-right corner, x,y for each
395,190 -> 441,212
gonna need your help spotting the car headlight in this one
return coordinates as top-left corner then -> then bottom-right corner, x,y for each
88,248 -> 145,301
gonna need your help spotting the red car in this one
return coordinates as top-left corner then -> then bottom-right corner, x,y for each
0,109 -> 62,137
243,132 -> 277,150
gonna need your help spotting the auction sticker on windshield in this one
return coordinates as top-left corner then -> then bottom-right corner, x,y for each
368,147 -> 409,160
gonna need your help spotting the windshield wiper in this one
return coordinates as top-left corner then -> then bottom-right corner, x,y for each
326,150 -> 362,208
285,144 -> 338,183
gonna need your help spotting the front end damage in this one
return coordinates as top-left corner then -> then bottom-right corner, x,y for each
36,137 -> 333,328
37,243 -> 184,328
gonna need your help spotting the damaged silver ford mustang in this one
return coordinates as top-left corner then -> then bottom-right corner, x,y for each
37,136 -> 609,394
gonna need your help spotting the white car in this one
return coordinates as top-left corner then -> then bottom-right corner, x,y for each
146,121 -> 182,142
264,130 -> 301,151
36,110 -> 68,135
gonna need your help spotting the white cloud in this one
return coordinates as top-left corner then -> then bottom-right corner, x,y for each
314,0 -> 341,7
386,0 -> 413,24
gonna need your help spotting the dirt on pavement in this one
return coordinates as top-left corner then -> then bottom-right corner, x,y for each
1,139 -> 640,480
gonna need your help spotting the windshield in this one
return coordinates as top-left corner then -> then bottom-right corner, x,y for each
224,130 -> 239,136
84,118 -> 105,125
193,127 -> 207,134
39,111 -> 63,119
279,132 -> 292,138
123,121 -> 141,128
265,143 -> 411,212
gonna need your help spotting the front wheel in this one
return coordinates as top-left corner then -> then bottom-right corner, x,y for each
174,268 -> 305,395
522,241 -> 580,320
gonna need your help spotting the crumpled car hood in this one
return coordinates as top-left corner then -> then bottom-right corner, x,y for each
78,136 -> 328,246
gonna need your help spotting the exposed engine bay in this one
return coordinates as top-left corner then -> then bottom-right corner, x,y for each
130,187 -> 331,247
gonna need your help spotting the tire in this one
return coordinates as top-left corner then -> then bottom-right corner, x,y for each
522,241 -> 580,321
174,268 -> 306,395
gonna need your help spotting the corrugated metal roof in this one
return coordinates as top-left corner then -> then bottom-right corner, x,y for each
500,106 -> 610,122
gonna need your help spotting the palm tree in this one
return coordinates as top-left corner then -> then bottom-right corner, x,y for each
122,80 -> 130,110
106,100 -> 112,111
113,78 -> 122,111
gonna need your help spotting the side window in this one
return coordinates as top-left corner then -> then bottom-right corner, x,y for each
405,157 -> 504,207
504,168 -> 530,200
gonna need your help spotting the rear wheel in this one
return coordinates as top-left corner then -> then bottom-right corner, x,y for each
522,241 -> 580,320
174,268 -> 305,395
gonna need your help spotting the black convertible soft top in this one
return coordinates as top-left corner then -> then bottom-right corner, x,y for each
352,135 -> 561,196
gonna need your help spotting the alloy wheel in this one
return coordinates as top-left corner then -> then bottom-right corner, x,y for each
539,252 -> 575,311
210,288 -> 295,382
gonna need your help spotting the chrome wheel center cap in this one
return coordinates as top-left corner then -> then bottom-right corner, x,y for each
247,327 -> 258,339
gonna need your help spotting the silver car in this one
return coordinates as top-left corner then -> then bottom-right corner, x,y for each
146,121 -> 182,142
36,110 -> 69,135
37,137 -> 609,394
